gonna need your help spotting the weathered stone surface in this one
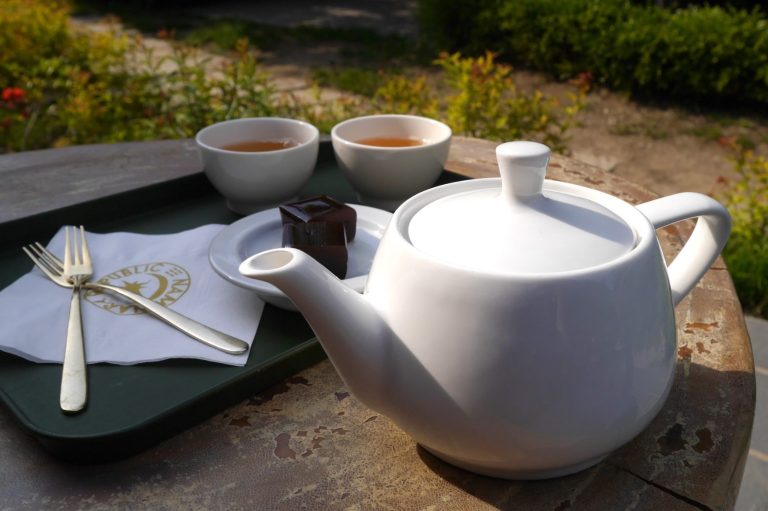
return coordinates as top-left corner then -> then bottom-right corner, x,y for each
0,139 -> 201,224
0,137 -> 753,509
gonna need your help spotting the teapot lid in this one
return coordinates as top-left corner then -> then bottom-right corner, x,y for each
407,141 -> 636,274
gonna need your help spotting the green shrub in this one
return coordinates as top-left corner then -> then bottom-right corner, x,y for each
418,0 -> 768,105
308,53 -> 584,150
0,1 -> 71,75
1,1 -> 582,154
374,74 -> 438,118
151,37 -> 277,138
373,52 -> 585,152
312,68 -> 389,97
620,6 -> 768,102
718,149 -> 768,317
0,0 -> 130,150
0,0 -> 278,151
184,20 -> 254,50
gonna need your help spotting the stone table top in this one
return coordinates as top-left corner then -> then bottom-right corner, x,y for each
0,137 -> 754,510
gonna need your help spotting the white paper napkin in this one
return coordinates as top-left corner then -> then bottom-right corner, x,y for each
0,225 -> 264,366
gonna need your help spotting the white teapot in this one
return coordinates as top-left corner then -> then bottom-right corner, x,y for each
240,141 -> 731,479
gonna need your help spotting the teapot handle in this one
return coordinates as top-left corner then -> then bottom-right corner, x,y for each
636,192 -> 731,306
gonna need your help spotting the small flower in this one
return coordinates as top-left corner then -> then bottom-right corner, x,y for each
1,87 -> 25,103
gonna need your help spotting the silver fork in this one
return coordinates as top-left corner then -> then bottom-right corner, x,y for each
24,238 -> 249,356
60,226 -> 91,413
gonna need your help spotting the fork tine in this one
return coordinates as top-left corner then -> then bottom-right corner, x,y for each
23,246 -> 62,282
34,245 -> 65,277
35,242 -> 63,269
79,226 -> 91,267
34,243 -> 62,271
69,225 -> 81,266
64,226 -> 72,269
73,226 -> 83,265
28,243 -> 59,272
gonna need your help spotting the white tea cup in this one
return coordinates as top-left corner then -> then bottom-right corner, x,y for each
196,117 -> 319,214
331,115 -> 452,211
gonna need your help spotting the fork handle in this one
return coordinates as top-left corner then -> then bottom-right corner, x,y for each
84,282 -> 249,355
60,287 -> 87,413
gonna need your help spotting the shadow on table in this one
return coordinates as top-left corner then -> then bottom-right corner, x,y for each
416,363 -> 755,510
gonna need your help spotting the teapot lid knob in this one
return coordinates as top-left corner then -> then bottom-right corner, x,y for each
497,141 -> 550,202
407,140 -> 636,274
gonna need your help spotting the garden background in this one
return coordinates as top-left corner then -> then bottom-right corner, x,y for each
1,0 -> 768,507
2,0 -> 765,318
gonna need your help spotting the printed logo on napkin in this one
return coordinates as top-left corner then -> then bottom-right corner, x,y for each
85,262 -> 191,315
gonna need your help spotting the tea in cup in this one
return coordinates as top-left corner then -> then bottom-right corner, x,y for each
331,115 -> 452,211
195,117 -> 319,214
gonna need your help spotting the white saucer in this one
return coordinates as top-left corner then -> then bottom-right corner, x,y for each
209,204 -> 392,310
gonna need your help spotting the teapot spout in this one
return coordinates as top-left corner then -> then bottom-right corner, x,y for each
239,248 -> 390,411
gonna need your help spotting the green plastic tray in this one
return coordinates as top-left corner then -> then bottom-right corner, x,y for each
0,141 -> 464,463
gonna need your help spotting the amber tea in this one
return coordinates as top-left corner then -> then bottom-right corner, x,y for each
220,140 -> 298,152
356,137 -> 424,148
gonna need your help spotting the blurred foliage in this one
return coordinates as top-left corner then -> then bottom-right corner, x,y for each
311,53 -> 585,151
433,51 -> 584,151
0,0 -> 583,153
718,147 -> 768,317
631,0 -> 765,10
312,68 -> 391,98
4,0 -> 764,316
417,0 -> 768,106
0,0 -> 280,151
